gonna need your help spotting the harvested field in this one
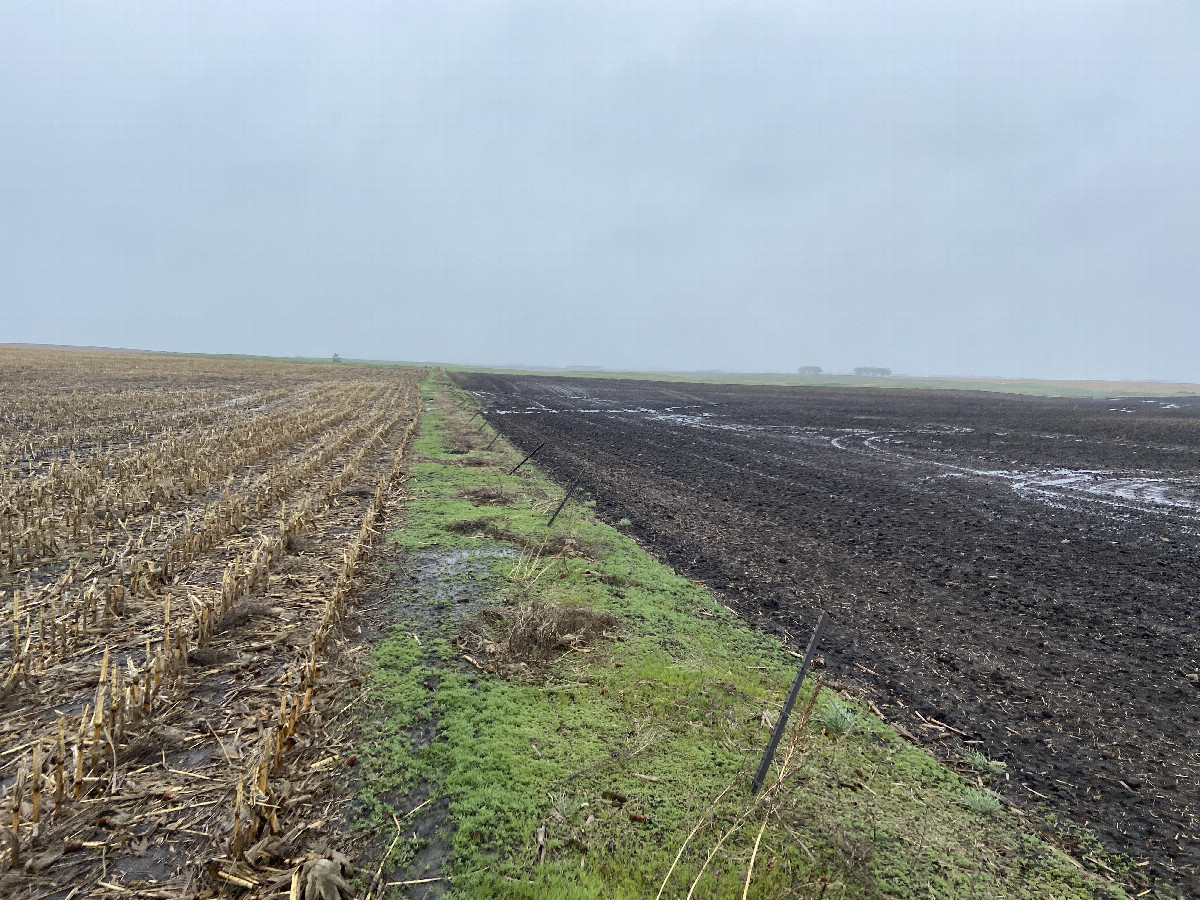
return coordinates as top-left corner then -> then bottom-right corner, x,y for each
457,372 -> 1200,896
0,348 -> 423,897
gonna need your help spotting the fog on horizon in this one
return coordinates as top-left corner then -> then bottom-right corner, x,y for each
2,2 -> 1198,382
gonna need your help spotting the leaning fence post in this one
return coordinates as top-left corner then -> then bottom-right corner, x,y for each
547,476 -> 582,527
484,434 -> 501,451
507,442 -> 545,475
751,612 -> 828,794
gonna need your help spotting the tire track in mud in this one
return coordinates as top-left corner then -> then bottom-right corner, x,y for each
354,547 -> 515,899
457,373 -> 1200,897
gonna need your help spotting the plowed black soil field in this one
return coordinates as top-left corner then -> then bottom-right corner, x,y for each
455,373 -> 1200,896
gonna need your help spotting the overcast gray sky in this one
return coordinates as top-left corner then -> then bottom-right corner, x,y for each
2,2 -> 1197,380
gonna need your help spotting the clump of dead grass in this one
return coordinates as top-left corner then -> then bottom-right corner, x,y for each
431,452 -> 496,468
445,516 -> 502,535
460,484 -> 516,506
539,533 -> 591,558
460,453 -> 494,467
517,531 -> 597,558
505,544 -> 563,590
443,418 -> 485,453
458,602 -> 619,673
508,602 -> 619,657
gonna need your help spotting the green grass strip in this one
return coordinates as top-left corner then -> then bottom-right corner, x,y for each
351,374 -> 1128,899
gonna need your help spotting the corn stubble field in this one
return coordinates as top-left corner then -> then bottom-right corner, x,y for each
0,347 -> 423,898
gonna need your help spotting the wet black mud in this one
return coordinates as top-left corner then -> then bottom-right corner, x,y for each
457,373 -> 1200,896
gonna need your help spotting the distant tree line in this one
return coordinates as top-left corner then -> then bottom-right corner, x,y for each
853,367 -> 892,376
797,366 -> 822,375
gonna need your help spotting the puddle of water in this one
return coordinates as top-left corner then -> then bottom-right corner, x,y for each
1013,470 -> 1200,511
938,467 -> 1200,516
405,547 -> 517,622
797,421 -> 1200,519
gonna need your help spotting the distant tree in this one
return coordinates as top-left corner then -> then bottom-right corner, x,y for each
853,367 -> 892,377
332,353 -> 342,364
797,366 -> 823,375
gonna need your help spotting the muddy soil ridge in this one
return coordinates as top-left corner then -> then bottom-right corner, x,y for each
456,373 -> 1200,896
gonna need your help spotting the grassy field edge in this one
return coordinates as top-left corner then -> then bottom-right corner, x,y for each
348,373 -> 1130,899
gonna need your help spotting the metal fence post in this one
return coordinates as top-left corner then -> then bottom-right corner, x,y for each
751,612 -> 828,794
507,441 -> 546,475
547,476 -> 582,527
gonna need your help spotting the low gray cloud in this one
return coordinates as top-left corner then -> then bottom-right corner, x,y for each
2,1 -> 1197,380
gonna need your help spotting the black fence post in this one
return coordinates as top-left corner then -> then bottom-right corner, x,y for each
507,441 -> 546,475
751,612 -> 828,794
547,476 -> 582,528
